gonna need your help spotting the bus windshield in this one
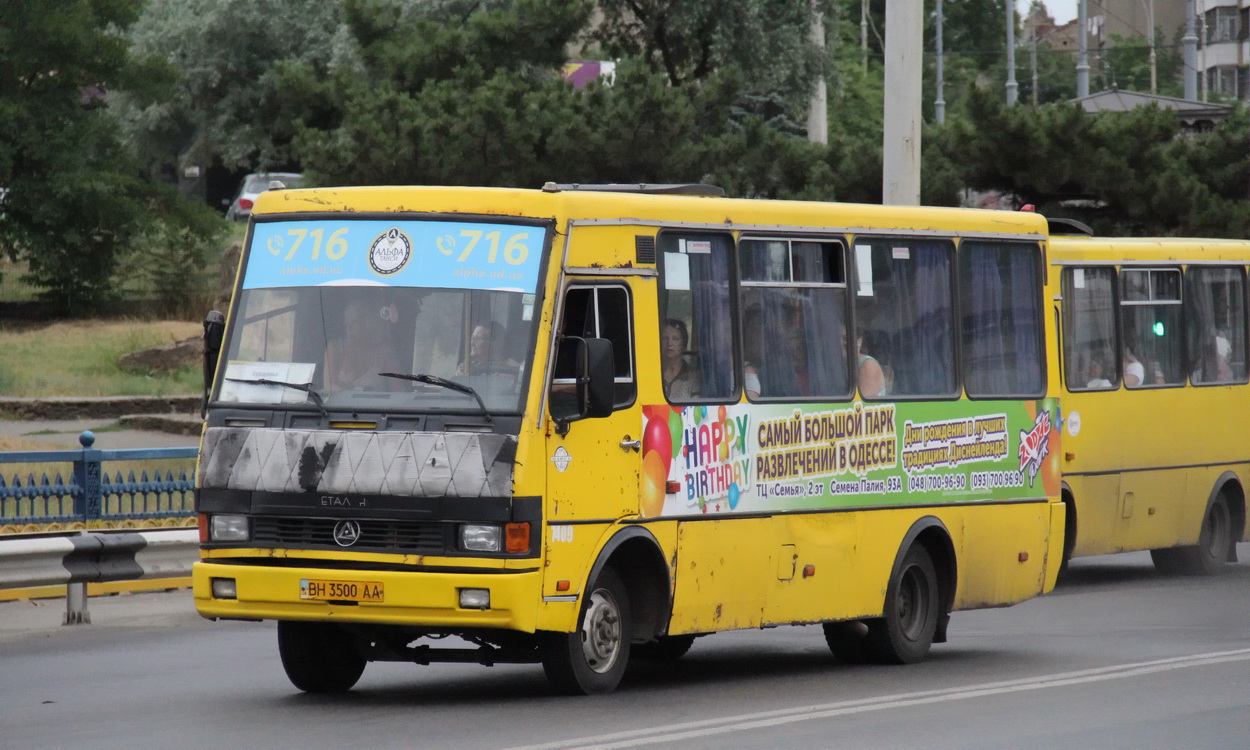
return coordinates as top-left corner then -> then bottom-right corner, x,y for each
214,216 -> 547,415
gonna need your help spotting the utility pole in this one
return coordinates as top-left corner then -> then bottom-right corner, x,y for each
1077,0 -> 1090,97
1031,28 -> 1040,107
935,0 -> 945,124
883,0 -> 922,205
1005,0 -> 1018,105
1145,0 -> 1157,94
806,0 -> 828,144
1183,0 -> 1198,100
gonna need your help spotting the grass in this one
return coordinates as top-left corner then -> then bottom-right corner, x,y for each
0,319 -> 202,397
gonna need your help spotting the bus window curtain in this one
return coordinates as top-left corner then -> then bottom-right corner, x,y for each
884,243 -> 955,396
690,236 -> 735,399
964,243 -> 1042,396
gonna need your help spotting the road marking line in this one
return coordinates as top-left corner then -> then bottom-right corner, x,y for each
505,648 -> 1250,750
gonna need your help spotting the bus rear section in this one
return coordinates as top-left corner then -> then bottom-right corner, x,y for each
194,185 -> 1063,695
1053,234 -> 1249,575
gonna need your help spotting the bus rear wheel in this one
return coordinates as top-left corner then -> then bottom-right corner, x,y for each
864,545 -> 940,665
277,621 -> 367,693
822,620 -> 870,664
1151,494 -> 1233,576
542,567 -> 631,694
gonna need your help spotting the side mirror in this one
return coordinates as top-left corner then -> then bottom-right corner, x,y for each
581,337 -> 614,418
549,336 -> 615,427
202,310 -> 226,418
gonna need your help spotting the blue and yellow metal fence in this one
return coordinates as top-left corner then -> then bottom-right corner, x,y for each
0,431 -> 197,533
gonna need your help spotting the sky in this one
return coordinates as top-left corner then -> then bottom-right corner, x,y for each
1025,0 -> 1079,25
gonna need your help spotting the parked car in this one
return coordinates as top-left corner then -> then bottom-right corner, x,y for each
226,172 -> 304,222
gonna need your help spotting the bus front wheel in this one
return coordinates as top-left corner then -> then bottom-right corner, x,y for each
277,621 -> 367,693
864,544 -> 940,665
1151,493 -> 1233,576
542,567 -> 632,694
632,634 -> 697,661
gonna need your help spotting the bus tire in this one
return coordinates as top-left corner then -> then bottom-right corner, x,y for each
632,634 -> 696,661
1152,493 -> 1233,576
822,620 -> 870,664
542,567 -> 631,695
864,544 -> 940,665
277,621 -> 367,693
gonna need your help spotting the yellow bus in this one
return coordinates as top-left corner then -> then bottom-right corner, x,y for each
1052,231 -> 1249,574
193,184 -> 1064,694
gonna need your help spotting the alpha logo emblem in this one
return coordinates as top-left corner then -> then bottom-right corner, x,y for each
332,519 -> 362,547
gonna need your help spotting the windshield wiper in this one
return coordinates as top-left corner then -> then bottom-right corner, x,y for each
226,377 -> 328,417
380,372 -> 492,423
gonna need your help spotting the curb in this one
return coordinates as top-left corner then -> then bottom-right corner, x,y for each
0,395 -> 201,421
118,413 -> 204,436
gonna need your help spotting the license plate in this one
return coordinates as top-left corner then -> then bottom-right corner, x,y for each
299,578 -> 384,603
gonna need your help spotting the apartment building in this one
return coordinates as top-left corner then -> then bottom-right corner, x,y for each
1199,0 -> 1249,99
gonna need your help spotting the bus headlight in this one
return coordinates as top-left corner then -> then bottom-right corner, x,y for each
210,514 -> 250,542
461,524 -> 501,552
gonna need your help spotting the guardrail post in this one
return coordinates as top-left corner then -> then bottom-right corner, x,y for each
64,581 -> 91,625
71,431 -> 103,522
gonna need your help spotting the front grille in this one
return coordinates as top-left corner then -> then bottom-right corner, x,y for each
251,516 -> 447,553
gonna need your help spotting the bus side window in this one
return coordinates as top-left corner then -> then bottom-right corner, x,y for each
659,232 -> 736,402
853,238 -> 957,398
1062,267 -> 1119,391
960,241 -> 1045,397
1186,266 -> 1247,385
739,237 -> 850,400
1121,269 -> 1183,387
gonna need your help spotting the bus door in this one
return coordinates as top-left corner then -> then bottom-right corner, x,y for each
543,281 -> 641,593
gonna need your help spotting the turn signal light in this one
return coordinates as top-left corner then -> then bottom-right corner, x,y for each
666,481 -> 682,494
505,522 -> 530,554
197,513 -> 208,543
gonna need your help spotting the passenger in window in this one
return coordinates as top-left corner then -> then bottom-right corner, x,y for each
1123,349 -> 1145,388
661,318 -> 700,399
1193,336 -> 1234,384
325,299 -> 402,390
857,334 -> 887,398
1085,354 -> 1113,389
458,321 -> 519,376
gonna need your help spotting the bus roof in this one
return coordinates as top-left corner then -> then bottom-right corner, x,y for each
1050,234 -> 1250,265
251,184 -> 1050,239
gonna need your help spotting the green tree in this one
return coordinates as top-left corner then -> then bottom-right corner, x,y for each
0,0 -> 222,311
113,0 -> 343,174
944,88 -> 1250,236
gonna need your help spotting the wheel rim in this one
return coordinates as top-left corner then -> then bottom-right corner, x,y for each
580,588 -> 623,674
1201,500 -> 1231,561
896,565 -> 930,641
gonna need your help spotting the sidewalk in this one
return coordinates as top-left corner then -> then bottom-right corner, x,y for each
0,416 -> 201,450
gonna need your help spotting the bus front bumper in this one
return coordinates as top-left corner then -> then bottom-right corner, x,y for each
193,560 -> 540,632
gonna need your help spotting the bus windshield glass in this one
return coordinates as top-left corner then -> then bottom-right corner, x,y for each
215,216 -> 547,415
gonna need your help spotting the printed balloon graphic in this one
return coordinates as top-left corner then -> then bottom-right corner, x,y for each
640,449 -> 668,518
642,404 -> 669,423
718,405 -> 727,422
728,483 -> 740,510
643,414 -> 672,465
668,409 -> 683,458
